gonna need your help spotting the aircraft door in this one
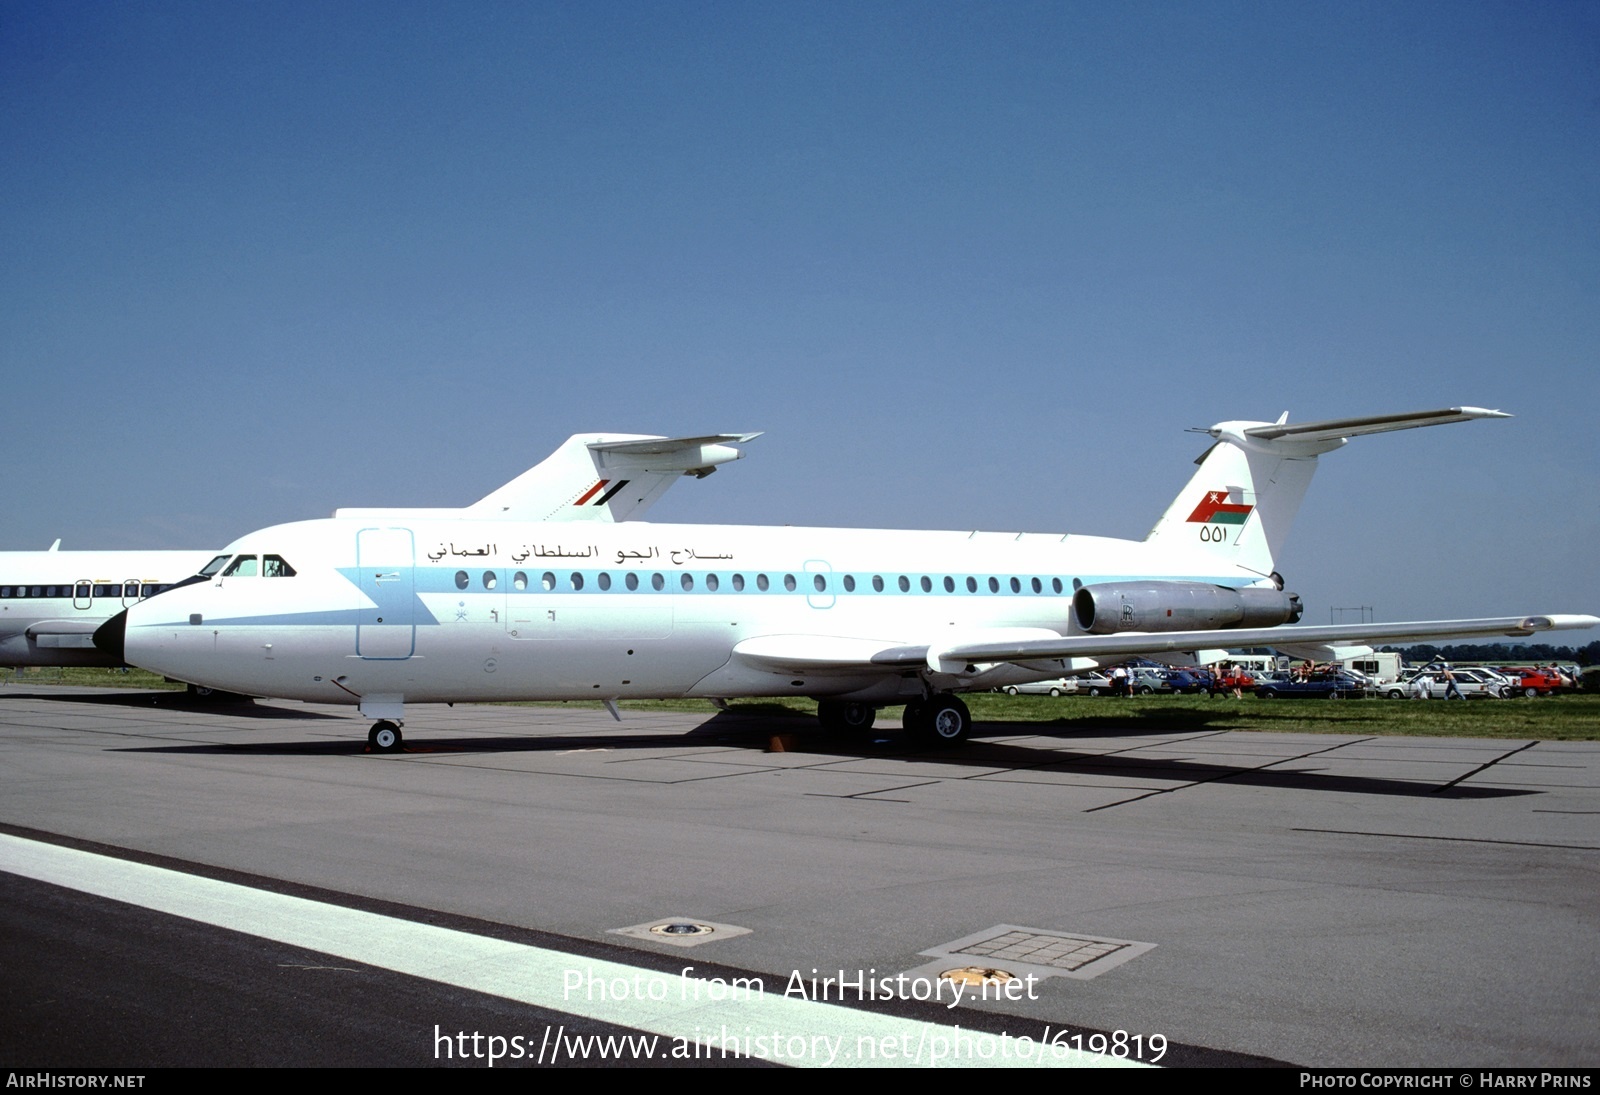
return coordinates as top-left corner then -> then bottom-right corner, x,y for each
804,560 -> 835,609
73,582 -> 92,610
356,528 -> 416,659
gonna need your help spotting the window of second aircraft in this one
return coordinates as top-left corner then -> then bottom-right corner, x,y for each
842,575 -> 855,592
898,575 -> 910,592
681,573 -> 694,591
783,574 -> 797,592
943,576 -> 955,593
541,572 -> 556,591
705,574 -> 719,591
514,572 -> 528,590
966,576 -> 977,593
571,572 -> 584,591
920,576 -> 932,593
482,571 -> 497,590
625,572 -> 639,591
598,572 -> 611,591
757,574 -> 769,591
651,573 -> 665,591
731,573 -> 745,592
456,571 -> 470,590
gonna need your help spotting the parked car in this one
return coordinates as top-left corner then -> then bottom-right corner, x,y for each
1003,677 -> 1079,697
1493,667 -> 1563,697
1209,668 -> 1256,695
1387,666 -> 1510,699
1256,670 -> 1366,699
1072,671 -> 1116,696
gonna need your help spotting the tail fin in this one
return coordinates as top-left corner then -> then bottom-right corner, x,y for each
336,433 -> 759,523
465,432 -> 759,521
1145,407 -> 1510,580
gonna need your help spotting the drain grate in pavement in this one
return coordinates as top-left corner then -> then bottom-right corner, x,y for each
924,925 -> 1155,980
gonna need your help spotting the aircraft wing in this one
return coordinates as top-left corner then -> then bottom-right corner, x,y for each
732,615 -> 1597,678
922,615 -> 1598,673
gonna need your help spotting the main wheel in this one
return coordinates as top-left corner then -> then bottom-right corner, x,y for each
817,700 -> 876,734
368,720 -> 403,752
907,695 -> 971,746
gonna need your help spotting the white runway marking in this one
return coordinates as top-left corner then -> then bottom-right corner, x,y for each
1,833 -> 1141,1068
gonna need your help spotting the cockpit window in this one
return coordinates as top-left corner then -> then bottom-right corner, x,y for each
220,554 -> 296,578
200,555 -> 232,578
222,555 -> 259,577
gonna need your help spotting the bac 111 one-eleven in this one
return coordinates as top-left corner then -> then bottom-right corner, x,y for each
96,407 -> 1597,752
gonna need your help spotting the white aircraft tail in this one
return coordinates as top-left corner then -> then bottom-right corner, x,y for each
336,433 -> 759,523
465,432 -> 760,521
1145,407 -> 1510,581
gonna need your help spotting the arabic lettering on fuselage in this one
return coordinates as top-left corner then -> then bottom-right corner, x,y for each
425,543 -> 734,566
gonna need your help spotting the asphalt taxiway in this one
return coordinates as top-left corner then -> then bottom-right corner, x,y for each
1,686 -> 1595,1068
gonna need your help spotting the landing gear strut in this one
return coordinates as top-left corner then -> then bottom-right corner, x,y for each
902,694 -> 972,746
368,720 -> 404,753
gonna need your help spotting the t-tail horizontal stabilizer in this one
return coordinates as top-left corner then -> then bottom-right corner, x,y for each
1145,407 -> 1511,580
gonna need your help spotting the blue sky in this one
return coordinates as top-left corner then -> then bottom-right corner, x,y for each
3,1 -> 1595,623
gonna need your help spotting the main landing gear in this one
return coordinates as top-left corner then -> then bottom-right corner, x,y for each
813,694 -> 973,746
901,694 -> 972,746
816,700 -> 877,735
367,720 -> 404,753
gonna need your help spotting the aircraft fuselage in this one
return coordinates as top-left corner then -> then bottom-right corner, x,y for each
114,518 -> 1234,705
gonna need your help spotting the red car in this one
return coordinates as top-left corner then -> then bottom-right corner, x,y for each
1496,667 -> 1563,697
1209,669 -> 1255,695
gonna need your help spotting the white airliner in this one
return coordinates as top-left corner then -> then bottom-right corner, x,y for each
98,408 -> 1597,751
2,433 -> 754,670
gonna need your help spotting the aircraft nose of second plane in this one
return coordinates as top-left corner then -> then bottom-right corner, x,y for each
92,609 -> 127,664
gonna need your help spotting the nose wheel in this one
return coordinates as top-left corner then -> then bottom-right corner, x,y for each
368,720 -> 404,753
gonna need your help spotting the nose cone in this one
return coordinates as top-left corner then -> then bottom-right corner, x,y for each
93,609 -> 128,664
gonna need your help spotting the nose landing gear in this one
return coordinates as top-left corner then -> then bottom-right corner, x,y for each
367,720 -> 404,752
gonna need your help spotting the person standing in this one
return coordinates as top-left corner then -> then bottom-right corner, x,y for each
1442,665 -> 1462,700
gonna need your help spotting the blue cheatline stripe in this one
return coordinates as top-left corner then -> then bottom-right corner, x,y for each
0,834 -> 1143,1069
